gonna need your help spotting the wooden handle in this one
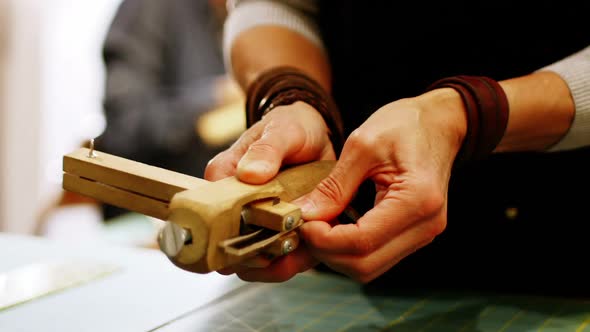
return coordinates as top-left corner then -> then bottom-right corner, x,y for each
62,147 -> 336,274
62,148 -> 208,219
63,148 -> 207,202
168,160 -> 335,273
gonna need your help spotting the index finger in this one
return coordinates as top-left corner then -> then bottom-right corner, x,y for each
300,196 -> 438,255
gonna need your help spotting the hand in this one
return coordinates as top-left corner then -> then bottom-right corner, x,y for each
204,101 -> 336,280
205,101 -> 336,183
234,88 -> 467,283
295,88 -> 468,282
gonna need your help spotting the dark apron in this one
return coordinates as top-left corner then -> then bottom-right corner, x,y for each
317,1 -> 590,295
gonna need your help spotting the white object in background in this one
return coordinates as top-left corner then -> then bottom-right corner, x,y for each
40,204 -> 104,243
0,259 -> 120,310
0,0 -> 43,234
0,233 -> 246,332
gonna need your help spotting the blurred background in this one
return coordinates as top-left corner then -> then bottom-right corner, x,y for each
0,0 -> 244,248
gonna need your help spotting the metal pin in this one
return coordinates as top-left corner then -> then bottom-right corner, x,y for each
88,138 -> 97,158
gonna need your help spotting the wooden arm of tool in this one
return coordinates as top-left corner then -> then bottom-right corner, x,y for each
62,148 -> 334,273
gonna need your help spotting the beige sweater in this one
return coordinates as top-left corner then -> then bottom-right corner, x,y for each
224,0 -> 590,151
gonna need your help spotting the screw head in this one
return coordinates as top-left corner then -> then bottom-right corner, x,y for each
158,222 -> 191,258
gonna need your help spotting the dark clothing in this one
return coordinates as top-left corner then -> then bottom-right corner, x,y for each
97,0 -> 228,219
317,1 -> 590,295
318,1 -> 589,134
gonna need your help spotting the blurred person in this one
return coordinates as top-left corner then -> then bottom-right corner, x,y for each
38,0 -> 244,236
206,0 -> 590,295
95,0 -> 244,219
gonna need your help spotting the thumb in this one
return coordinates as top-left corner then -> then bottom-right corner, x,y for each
293,151 -> 368,221
236,124 -> 303,184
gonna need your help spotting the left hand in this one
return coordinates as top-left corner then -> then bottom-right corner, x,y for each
232,88 -> 468,282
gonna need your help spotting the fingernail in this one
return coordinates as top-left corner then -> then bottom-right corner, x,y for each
294,198 -> 315,216
238,159 -> 270,175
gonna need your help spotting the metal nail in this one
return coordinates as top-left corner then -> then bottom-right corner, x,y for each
88,138 -> 97,158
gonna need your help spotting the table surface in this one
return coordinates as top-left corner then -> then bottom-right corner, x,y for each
1,233 -> 589,332
157,272 -> 590,332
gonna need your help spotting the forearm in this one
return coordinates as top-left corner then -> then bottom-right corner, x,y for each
497,45 -> 590,152
230,26 -> 331,92
495,71 -> 575,152
224,0 -> 331,91
540,46 -> 590,151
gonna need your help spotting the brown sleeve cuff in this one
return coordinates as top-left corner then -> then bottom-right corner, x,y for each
426,75 -> 510,165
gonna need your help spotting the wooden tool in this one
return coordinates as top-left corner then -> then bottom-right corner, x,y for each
62,147 -> 334,274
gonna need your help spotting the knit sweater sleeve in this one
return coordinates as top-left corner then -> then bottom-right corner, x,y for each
541,45 -> 590,151
224,3 -> 590,151
222,0 -> 323,76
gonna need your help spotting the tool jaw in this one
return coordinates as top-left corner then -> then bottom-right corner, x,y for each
166,176 -> 284,273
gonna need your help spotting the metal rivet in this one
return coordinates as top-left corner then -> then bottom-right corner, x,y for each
285,216 -> 295,230
282,239 -> 294,255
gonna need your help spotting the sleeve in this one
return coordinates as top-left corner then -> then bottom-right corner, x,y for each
541,45 -> 590,151
222,0 -> 324,76
97,0 -> 219,162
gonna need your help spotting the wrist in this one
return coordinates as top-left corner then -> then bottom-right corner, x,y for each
414,88 -> 468,159
423,76 -> 510,165
245,66 -> 344,155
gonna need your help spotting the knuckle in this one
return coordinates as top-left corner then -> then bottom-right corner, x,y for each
352,231 -> 376,255
428,216 -> 447,237
347,128 -> 379,152
248,141 -> 278,155
412,180 -> 446,220
315,174 -> 346,206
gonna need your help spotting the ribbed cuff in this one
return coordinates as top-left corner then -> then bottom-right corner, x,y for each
542,46 -> 590,151
223,0 -> 324,76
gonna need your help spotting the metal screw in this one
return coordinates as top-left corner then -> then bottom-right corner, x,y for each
284,216 -> 295,230
158,222 -> 191,258
282,239 -> 294,255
